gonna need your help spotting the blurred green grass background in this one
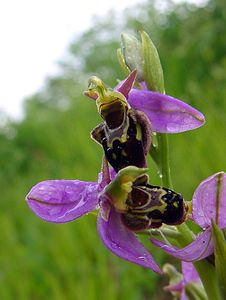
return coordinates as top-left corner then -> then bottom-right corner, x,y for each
0,0 -> 226,299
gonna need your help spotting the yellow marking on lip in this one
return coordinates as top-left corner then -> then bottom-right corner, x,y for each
104,115 -> 130,148
136,123 -> 142,141
173,202 -> 179,208
131,198 -> 167,214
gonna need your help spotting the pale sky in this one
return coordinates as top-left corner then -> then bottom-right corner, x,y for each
0,0 -> 206,120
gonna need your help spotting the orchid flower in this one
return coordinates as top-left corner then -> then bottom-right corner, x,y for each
26,161 -> 163,274
164,262 -> 206,300
151,172 -> 226,262
86,70 -> 205,134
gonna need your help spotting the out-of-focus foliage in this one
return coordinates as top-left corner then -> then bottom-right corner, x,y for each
0,0 -> 226,298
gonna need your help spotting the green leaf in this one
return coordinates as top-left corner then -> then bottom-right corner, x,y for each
140,30 -> 165,93
212,220 -> 226,299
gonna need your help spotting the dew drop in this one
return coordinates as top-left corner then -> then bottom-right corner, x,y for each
65,186 -> 74,193
138,255 -> 147,260
166,123 -> 182,133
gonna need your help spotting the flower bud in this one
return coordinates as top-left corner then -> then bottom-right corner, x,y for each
120,31 -> 165,93
121,33 -> 144,81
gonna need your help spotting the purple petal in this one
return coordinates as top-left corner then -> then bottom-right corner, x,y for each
182,262 -> 201,284
97,207 -> 162,273
98,159 -> 116,190
151,228 -> 214,261
116,70 -> 137,98
98,157 -> 111,190
164,283 -> 189,300
128,89 -> 205,133
164,281 -> 183,293
26,180 -> 99,223
192,172 -> 226,229
181,291 -> 188,300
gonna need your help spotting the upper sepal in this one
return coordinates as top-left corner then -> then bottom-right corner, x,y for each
128,89 -> 205,133
26,180 -> 99,223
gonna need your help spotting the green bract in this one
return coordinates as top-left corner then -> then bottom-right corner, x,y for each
140,30 -> 165,93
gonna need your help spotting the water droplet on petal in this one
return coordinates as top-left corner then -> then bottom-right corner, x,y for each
138,255 -> 148,261
65,186 -> 74,193
166,123 -> 181,133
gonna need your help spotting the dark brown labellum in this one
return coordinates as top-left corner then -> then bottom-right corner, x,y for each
121,184 -> 187,231
121,213 -> 151,231
91,108 -> 152,173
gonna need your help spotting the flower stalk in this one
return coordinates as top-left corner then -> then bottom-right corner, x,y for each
137,30 -> 222,299
156,133 -> 172,189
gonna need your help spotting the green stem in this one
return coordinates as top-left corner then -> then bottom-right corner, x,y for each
157,133 -> 172,189
149,143 -> 159,167
155,131 -> 196,249
155,132 -> 196,248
